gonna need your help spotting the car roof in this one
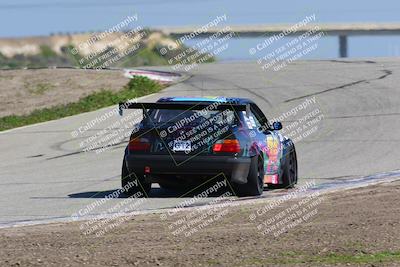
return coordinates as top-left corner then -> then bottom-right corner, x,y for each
157,96 -> 254,105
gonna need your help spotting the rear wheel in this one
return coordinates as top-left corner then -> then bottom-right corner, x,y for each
279,151 -> 297,189
233,155 -> 264,197
121,160 -> 151,197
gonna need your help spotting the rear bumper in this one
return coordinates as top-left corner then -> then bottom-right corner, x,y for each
125,154 -> 251,184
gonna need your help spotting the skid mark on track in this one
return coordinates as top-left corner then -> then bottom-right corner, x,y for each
46,142 -> 126,160
327,60 -> 376,64
285,69 -> 393,103
324,112 -> 400,119
186,75 -> 273,107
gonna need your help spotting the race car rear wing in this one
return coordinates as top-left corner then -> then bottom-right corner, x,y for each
118,101 -> 250,116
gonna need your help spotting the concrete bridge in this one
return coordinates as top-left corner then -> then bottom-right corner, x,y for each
157,23 -> 400,58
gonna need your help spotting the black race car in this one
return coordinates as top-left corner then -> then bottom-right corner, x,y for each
119,97 -> 297,197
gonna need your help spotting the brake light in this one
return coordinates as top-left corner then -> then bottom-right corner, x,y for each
129,138 -> 150,151
213,139 -> 240,153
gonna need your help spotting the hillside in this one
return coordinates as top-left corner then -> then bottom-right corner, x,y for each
0,30 -> 214,69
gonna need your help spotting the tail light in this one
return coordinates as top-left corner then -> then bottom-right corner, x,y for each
129,137 -> 150,151
213,139 -> 241,153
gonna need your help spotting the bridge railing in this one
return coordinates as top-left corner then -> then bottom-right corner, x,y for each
155,23 -> 400,58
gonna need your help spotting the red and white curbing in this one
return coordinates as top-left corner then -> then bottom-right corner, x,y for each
124,69 -> 181,84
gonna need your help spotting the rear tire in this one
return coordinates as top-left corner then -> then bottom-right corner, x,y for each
121,160 -> 151,197
233,155 -> 264,197
277,150 -> 297,189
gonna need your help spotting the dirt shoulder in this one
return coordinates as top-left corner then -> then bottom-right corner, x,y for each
1,181 -> 400,267
0,69 -> 127,117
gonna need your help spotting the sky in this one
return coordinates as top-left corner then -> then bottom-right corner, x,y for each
1,0 -> 400,59
1,0 -> 400,37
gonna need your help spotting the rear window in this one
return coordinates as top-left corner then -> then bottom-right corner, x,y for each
145,109 -> 237,126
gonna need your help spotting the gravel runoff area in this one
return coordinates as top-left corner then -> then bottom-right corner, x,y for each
1,180 -> 399,267
0,68 -> 128,117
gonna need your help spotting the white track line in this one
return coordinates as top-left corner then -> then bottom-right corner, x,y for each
1,169 -> 399,229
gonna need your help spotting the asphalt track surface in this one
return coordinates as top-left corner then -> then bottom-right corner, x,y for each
1,59 -> 400,227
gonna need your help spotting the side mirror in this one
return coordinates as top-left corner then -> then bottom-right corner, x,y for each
272,121 -> 282,131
